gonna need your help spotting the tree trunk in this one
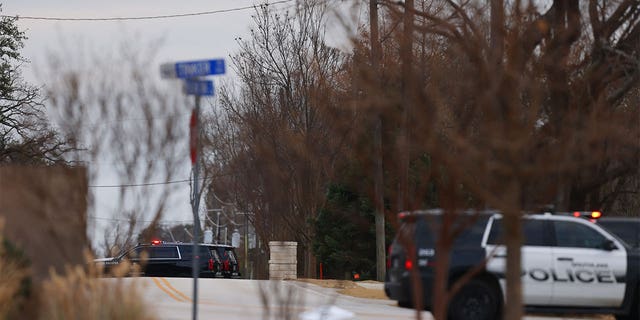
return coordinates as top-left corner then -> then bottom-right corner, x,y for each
398,0 -> 414,212
503,181 -> 523,320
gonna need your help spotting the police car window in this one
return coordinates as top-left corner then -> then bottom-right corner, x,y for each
523,220 -> 547,246
149,247 -> 179,259
487,220 -> 502,244
487,219 -> 547,246
598,220 -> 640,248
553,221 -> 608,249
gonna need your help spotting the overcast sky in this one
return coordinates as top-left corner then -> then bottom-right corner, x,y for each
3,0 -> 359,252
4,0 -> 279,83
4,0 -> 357,83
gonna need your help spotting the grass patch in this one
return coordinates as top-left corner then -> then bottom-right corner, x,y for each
1,219 -> 154,320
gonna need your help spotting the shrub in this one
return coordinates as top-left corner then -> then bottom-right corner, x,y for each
39,262 -> 155,320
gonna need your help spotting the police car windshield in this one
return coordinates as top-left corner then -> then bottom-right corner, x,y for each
596,220 -> 639,248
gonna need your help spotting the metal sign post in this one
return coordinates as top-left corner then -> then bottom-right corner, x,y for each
160,58 -> 225,320
189,96 -> 201,320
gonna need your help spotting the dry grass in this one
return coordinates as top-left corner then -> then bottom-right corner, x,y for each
296,279 -> 389,300
39,261 -> 155,320
0,221 -> 30,319
0,255 -> 27,318
1,216 -> 155,320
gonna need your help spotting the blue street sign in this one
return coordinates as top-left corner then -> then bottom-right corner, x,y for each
160,59 -> 225,79
184,79 -> 214,96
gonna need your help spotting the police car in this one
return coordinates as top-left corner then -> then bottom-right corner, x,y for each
384,209 -> 640,320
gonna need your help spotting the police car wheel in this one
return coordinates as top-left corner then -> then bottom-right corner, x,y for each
397,300 -> 413,308
448,279 -> 499,320
615,286 -> 639,320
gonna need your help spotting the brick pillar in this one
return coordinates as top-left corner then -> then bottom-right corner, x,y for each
268,241 -> 297,280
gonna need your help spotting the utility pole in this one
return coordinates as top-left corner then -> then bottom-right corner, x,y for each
243,212 -> 249,278
370,0 -> 386,282
399,0 -> 414,212
490,0 -> 504,65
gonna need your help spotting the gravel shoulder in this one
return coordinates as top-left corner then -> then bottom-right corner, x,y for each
295,279 -> 388,300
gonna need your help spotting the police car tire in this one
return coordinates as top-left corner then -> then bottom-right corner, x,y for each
397,300 -> 413,308
615,286 -> 639,320
448,278 -> 500,320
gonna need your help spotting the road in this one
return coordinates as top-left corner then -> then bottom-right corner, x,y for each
111,277 -> 605,320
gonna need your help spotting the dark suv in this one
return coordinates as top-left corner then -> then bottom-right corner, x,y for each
96,241 -> 240,278
385,209 -> 640,320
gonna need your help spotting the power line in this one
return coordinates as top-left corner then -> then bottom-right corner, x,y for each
3,0 -> 294,22
88,215 -> 195,224
87,173 -> 224,187
88,179 -> 192,188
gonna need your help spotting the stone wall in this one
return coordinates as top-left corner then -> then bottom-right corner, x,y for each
268,241 -> 297,280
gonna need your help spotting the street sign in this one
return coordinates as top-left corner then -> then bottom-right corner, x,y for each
160,59 -> 225,79
184,79 -> 214,96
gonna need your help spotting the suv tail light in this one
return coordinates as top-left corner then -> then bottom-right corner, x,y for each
208,258 -> 214,271
404,259 -> 413,270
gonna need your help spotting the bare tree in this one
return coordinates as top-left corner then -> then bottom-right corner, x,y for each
206,1 -> 351,278
0,9 -> 72,164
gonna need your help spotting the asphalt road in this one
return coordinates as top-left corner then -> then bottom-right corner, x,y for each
113,277 -> 605,320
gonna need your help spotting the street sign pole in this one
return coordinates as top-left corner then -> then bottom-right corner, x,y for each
160,58 -> 225,320
190,94 -> 201,320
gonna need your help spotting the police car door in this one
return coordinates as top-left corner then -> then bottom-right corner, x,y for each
550,218 -> 627,307
484,216 -> 554,305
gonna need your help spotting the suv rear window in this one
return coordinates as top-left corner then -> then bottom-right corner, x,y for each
412,214 -> 490,249
178,245 -> 213,259
149,246 -> 179,259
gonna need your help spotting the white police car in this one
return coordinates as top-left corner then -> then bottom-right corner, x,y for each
384,210 -> 640,320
